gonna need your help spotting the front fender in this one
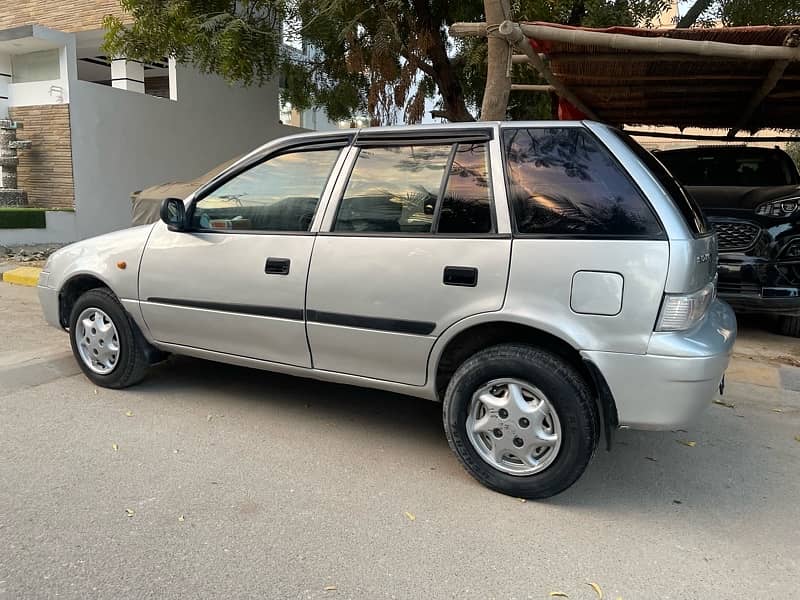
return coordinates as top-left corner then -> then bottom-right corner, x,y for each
45,224 -> 156,300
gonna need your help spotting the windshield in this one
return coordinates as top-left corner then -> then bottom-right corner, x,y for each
611,131 -> 710,237
657,150 -> 799,187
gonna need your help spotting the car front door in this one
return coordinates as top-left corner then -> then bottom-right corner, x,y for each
305,129 -> 511,385
138,138 -> 350,366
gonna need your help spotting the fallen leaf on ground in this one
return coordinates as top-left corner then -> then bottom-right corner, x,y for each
404,511 -> 416,521
125,411 -> 133,417
178,515 -> 185,522
713,399 -> 735,409
644,456 -> 657,462
795,435 -> 800,443
677,440 -> 696,447
324,585 -> 337,591
587,582 -> 603,599
125,508 -> 135,517
549,592 -> 569,598
112,443 -> 119,452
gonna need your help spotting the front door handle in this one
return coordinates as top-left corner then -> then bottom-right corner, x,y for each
265,257 -> 291,275
443,266 -> 478,287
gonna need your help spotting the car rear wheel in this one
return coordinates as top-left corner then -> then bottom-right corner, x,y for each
778,315 -> 800,338
68,288 -> 149,388
443,344 -> 598,499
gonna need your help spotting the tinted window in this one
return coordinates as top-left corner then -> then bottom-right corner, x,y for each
438,143 -> 493,234
504,128 -> 662,237
657,150 -> 798,187
612,132 -> 710,237
334,145 -> 451,233
192,148 -> 340,232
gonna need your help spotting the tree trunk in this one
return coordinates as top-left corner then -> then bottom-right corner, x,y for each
431,49 -> 475,122
410,0 -> 475,122
480,0 -> 512,121
676,0 -> 714,28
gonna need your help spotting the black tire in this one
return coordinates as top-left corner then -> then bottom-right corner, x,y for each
68,288 -> 150,388
443,344 -> 598,499
778,315 -> 800,338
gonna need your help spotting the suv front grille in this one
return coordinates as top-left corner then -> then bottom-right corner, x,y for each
711,220 -> 761,252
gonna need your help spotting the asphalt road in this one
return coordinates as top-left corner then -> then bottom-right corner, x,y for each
1,283 -> 799,599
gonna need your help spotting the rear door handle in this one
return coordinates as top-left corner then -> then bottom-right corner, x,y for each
443,266 -> 478,287
265,257 -> 291,275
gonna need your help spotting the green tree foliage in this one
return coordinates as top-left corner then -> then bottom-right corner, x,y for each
786,141 -> 800,170
104,0 -> 798,125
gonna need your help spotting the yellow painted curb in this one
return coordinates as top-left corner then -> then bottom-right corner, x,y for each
2,266 -> 42,287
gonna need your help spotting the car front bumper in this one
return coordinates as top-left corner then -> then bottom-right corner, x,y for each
37,276 -> 62,330
583,299 -> 737,430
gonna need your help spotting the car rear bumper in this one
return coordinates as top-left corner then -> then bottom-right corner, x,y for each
582,300 -> 737,430
37,280 -> 62,329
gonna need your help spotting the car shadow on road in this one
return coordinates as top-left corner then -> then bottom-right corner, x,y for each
135,355 -> 776,515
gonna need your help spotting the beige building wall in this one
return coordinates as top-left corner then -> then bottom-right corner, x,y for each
0,1 -> 124,33
8,104 -> 75,209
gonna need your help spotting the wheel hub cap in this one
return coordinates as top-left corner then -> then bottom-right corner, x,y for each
75,307 -> 120,375
465,378 -> 562,476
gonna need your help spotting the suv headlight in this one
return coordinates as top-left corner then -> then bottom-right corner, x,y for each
656,281 -> 716,332
755,197 -> 799,218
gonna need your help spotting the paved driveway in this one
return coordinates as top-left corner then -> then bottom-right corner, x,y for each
1,283 -> 799,599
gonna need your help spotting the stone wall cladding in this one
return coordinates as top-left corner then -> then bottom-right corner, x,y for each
0,1 -> 125,32
8,105 -> 75,209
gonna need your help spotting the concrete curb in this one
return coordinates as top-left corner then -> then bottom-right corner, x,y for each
0,266 -> 42,287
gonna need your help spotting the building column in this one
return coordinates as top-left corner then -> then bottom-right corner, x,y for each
111,58 -> 145,93
168,57 -> 178,101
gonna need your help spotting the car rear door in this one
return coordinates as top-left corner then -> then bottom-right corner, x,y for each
305,127 -> 511,385
138,135 -> 352,366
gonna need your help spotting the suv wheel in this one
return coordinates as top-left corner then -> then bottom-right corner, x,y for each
778,315 -> 800,338
443,344 -> 598,499
68,288 -> 150,388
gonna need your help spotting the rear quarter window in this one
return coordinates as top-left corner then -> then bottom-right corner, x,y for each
503,128 -> 663,237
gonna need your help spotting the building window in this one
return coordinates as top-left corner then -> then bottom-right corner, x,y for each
11,50 -> 60,83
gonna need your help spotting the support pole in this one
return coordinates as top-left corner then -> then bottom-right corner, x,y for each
495,20 -> 599,120
480,0 -> 512,121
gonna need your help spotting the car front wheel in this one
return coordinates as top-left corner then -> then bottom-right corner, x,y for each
443,344 -> 599,499
68,288 -> 149,388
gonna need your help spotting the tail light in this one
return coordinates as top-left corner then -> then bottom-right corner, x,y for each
655,280 -> 716,332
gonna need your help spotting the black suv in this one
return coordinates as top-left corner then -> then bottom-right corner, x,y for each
656,146 -> 800,336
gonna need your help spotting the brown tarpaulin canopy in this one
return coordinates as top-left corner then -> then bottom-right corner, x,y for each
130,155 -> 243,226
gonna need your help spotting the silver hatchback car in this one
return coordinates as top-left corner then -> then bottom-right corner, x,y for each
38,121 -> 736,498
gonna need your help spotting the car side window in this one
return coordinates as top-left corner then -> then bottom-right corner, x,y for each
333,145 -> 452,233
437,143 -> 493,234
192,148 -> 341,232
503,128 -> 662,237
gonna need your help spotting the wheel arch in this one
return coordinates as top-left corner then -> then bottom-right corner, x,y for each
430,316 -> 618,449
58,273 -> 114,328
